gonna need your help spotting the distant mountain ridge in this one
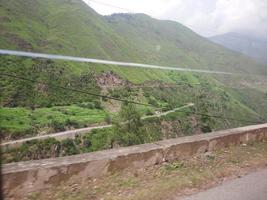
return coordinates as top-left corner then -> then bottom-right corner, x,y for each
0,0 -> 267,74
209,32 -> 267,64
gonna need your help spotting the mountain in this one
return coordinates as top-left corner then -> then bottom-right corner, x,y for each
1,0 -> 267,74
1,0 -> 267,150
210,32 -> 267,64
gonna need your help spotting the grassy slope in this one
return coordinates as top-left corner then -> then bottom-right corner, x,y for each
0,0 -> 126,59
0,0 -> 266,142
106,14 -> 267,74
0,0 -> 267,74
0,105 -> 107,139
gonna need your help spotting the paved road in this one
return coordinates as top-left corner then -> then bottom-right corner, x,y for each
178,169 -> 267,200
1,103 -> 194,148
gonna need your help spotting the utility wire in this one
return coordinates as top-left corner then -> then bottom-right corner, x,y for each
0,73 -> 154,107
86,0 -> 133,13
1,72 -> 265,124
181,110 -> 264,124
84,0 -> 251,39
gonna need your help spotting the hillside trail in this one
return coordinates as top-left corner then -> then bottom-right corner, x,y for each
1,103 -> 194,148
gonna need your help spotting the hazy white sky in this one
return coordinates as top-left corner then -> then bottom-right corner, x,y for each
83,0 -> 267,38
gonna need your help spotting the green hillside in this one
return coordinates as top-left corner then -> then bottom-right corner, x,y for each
1,0 -> 267,163
1,0 -> 267,74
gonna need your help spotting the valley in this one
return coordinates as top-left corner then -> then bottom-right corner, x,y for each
1,0 -> 267,164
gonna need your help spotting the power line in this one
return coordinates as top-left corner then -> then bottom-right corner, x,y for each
85,0 -> 249,40
0,49 -> 237,75
0,73 -> 154,107
1,72 -> 264,125
150,107 -> 263,124
186,111 -> 263,124
86,0 -> 133,13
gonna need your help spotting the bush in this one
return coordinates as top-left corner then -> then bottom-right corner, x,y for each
104,113 -> 112,124
51,120 -> 66,132
74,135 -> 82,145
65,119 -> 80,129
110,90 -> 120,98
201,125 -> 212,133
83,138 -> 92,149
148,97 -> 158,106
146,109 -> 154,116
94,100 -> 102,109
83,128 -> 113,151
61,138 -> 79,156
79,102 -> 95,109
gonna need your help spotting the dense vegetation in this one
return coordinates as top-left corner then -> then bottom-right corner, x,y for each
2,82 -> 263,163
0,105 -> 108,140
2,104 -> 199,163
1,0 -> 267,74
1,64 -> 263,141
1,0 -> 267,163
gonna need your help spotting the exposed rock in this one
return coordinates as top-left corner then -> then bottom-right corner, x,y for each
5,33 -> 33,50
96,71 -> 131,89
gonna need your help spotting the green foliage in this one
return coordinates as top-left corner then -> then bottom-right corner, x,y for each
0,56 -> 100,108
1,0 -> 267,78
61,138 -> 79,156
112,103 -> 145,146
83,128 -> 114,151
93,100 -> 102,110
0,105 -> 108,139
2,138 -> 60,163
164,161 -> 185,171
104,113 -> 112,124
1,0 -> 267,164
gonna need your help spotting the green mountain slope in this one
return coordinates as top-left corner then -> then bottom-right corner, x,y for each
0,0 -> 130,59
106,14 -> 267,74
0,0 -> 267,74
0,0 -> 267,147
210,32 -> 267,64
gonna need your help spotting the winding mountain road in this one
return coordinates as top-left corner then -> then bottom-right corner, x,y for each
1,103 -> 194,148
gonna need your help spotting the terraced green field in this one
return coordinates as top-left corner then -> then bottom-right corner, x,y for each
1,0 -> 267,163
0,105 -> 108,139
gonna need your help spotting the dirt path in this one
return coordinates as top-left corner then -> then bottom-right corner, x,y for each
1,103 -> 194,148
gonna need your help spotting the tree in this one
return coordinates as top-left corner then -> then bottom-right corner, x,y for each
112,103 -> 144,146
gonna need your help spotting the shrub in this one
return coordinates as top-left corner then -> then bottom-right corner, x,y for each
201,125 -> 212,133
148,97 -> 158,106
104,113 -> 112,124
61,138 -> 79,156
94,100 -> 102,109
146,109 -> 154,116
51,120 -> 66,132
65,119 -> 80,129
79,102 -> 95,109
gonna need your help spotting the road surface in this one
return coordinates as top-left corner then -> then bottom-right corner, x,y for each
1,103 -> 194,148
178,169 -> 267,200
